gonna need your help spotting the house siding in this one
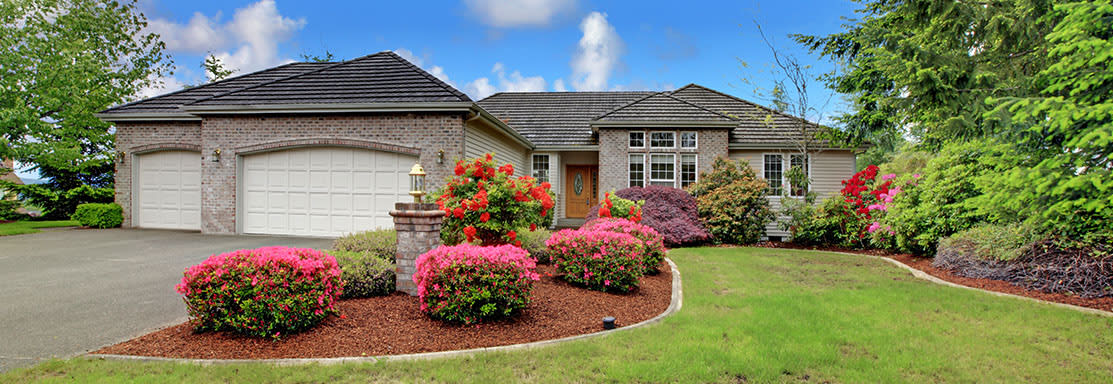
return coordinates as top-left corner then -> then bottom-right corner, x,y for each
463,120 -> 528,173
729,149 -> 857,238
113,121 -> 204,228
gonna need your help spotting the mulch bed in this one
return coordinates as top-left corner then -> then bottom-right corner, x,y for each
754,242 -> 1113,313
94,263 -> 673,359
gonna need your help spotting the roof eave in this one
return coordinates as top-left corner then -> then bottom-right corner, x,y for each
180,102 -> 477,115
728,143 -> 865,151
533,145 -> 599,152
468,105 -> 536,150
591,120 -> 738,131
95,112 -> 202,122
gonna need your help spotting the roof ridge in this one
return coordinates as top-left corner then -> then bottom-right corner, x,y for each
592,91 -> 737,121
103,61 -> 315,113
592,91 -> 665,120
673,83 -> 815,126
183,52 -> 386,106
383,51 -> 471,102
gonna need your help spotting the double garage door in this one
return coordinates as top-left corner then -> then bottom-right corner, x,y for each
134,147 -> 414,237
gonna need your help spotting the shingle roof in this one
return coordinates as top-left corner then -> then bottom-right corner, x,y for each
101,62 -> 331,114
668,84 -> 823,145
594,92 -> 736,122
477,91 -> 654,146
188,51 -> 470,107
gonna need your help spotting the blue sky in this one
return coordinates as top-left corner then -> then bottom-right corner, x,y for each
21,0 -> 864,180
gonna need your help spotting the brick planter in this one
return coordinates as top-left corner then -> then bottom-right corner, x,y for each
390,202 -> 444,295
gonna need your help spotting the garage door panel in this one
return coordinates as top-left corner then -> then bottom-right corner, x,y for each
243,147 -> 415,237
136,151 -> 201,231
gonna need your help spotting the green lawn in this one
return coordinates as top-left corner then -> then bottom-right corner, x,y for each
4,247 -> 1112,383
0,220 -> 79,236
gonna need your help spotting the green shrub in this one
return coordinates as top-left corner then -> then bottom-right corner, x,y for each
586,191 -> 644,222
329,250 -> 396,298
783,195 -> 864,248
518,228 -> 553,264
0,199 -> 26,221
688,157 -> 774,245
70,203 -> 122,228
938,223 -> 1040,262
333,229 -> 396,260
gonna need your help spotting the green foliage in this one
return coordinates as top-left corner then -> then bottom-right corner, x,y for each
939,223 -> 1040,262
517,228 -> 553,264
0,199 -> 24,221
329,250 -> 395,298
689,157 -> 774,245
332,229 -> 396,260
783,195 -> 864,248
70,202 -> 122,228
5,183 -> 114,219
201,53 -> 235,82
593,191 -> 644,221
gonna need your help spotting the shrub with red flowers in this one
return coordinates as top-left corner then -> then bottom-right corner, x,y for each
175,247 -> 342,339
586,186 -> 710,247
546,228 -> 646,292
437,154 -> 555,245
582,217 -> 666,274
412,244 -> 540,324
594,191 -> 643,222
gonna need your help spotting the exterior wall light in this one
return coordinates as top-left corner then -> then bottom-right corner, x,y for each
116,150 -> 126,163
211,148 -> 221,163
409,162 -> 427,203
437,149 -> 445,164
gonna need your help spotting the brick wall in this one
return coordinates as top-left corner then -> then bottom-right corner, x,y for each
597,128 -> 729,194
114,121 -> 203,227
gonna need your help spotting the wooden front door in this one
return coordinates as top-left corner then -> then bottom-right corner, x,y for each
564,165 -> 598,218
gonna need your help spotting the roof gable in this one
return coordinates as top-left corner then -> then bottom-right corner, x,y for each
593,92 -> 736,123
477,91 -> 653,146
669,83 -> 824,145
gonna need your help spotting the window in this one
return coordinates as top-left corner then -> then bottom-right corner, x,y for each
650,131 -> 675,149
531,154 -> 550,183
789,154 -> 809,197
650,154 -> 676,186
764,154 -> 783,195
629,154 -> 645,187
681,132 -> 698,148
680,154 -> 698,188
629,131 -> 645,148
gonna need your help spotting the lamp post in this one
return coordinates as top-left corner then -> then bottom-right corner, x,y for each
409,162 -> 426,203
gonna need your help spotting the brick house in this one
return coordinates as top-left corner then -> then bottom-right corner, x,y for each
98,51 -> 856,238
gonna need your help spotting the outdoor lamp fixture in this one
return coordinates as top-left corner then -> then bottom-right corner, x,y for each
409,162 -> 427,203
436,149 -> 445,164
211,148 -> 221,163
116,150 -> 126,163
603,316 -> 616,330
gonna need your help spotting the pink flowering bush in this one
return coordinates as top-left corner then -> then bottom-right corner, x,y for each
546,229 -> 646,292
413,244 -> 539,324
175,247 -> 342,339
582,217 -> 666,274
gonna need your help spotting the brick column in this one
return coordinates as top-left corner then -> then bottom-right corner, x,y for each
390,202 -> 444,296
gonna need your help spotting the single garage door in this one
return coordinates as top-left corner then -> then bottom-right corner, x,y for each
243,147 -> 415,237
136,150 -> 202,230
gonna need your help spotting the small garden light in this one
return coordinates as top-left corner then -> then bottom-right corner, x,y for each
409,162 -> 426,203
603,316 -> 616,330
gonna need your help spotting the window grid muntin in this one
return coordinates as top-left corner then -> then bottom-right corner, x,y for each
650,153 -> 676,186
680,154 -> 697,188
650,131 -> 675,149
764,154 -> 784,195
789,154 -> 808,197
681,132 -> 698,148
629,131 -> 645,148
531,154 -> 550,183
629,154 -> 645,187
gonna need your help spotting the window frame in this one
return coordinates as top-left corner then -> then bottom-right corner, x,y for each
649,131 -> 676,149
649,153 -> 676,187
628,153 -> 645,188
680,131 -> 698,149
680,153 -> 698,188
531,154 -> 550,183
628,131 -> 646,149
788,153 -> 810,197
763,153 -> 784,196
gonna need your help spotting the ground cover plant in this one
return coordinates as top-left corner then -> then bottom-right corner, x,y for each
0,219 -> 80,236
412,244 -> 539,324
175,247 -> 343,339
9,247 -> 1113,383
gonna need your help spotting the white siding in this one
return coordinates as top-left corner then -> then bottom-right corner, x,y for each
729,149 -> 856,239
464,121 -> 527,173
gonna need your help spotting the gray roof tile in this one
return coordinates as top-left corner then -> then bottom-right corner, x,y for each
477,91 -> 654,146
668,84 -> 824,146
595,92 -> 736,122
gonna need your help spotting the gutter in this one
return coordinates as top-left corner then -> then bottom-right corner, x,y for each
180,102 -> 477,115
94,112 -> 202,122
467,105 -> 536,150
591,120 -> 738,131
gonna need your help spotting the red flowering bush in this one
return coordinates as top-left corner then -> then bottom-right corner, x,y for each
594,191 -> 643,222
546,229 -> 646,292
437,154 -> 554,245
412,244 -> 539,324
175,247 -> 342,339
582,217 -> 666,274
588,186 -> 710,247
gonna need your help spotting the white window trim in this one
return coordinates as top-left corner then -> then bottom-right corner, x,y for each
649,131 -> 677,149
680,153 -> 699,188
787,153 -> 812,198
629,131 -> 646,149
628,153 -> 645,188
680,131 -> 698,149
531,154 -> 551,183
649,153 -> 677,187
762,153 -> 785,198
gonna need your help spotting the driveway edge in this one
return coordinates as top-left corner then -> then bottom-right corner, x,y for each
84,257 -> 684,366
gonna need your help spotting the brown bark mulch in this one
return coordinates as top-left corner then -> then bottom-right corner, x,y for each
753,242 -> 1113,313
94,263 -> 672,359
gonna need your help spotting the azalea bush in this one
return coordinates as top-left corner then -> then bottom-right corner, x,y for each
330,250 -> 395,298
588,186 -> 710,246
589,191 -> 643,222
437,154 -> 554,246
582,217 -> 666,274
175,247 -> 342,339
547,228 -> 645,292
687,157 -> 773,245
412,244 -> 539,324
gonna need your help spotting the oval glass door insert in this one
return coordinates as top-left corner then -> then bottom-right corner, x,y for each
574,173 -> 583,195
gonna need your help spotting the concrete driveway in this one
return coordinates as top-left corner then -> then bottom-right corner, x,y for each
0,228 -> 333,372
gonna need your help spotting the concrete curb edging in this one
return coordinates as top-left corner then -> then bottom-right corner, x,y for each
84,258 -> 684,366
821,250 -> 1113,318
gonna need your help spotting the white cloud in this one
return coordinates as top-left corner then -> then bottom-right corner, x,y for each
571,12 -> 623,91
136,72 -> 189,99
147,12 -> 225,53
465,62 -> 547,99
464,0 -> 577,28
393,48 -> 457,87
553,78 -> 567,92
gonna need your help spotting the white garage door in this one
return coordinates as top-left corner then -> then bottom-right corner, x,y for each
242,147 -> 415,237
136,150 -> 202,230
